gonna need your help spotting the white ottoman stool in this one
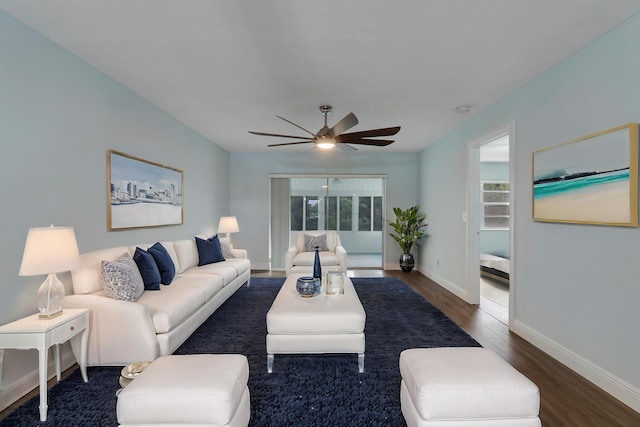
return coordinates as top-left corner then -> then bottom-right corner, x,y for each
117,354 -> 250,427
399,348 -> 540,427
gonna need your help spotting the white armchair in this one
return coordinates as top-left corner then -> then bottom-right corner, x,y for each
285,230 -> 347,276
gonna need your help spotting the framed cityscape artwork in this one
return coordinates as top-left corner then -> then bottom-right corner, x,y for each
532,123 -> 638,227
107,150 -> 184,230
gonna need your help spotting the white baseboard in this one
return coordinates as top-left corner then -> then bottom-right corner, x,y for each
512,320 -> 640,413
0,349 -> 77,413
417,266 -> 471,302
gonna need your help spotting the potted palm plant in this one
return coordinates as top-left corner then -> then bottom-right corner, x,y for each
388,205 -> 428,272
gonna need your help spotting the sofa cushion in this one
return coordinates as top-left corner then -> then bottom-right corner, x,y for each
100,252 -> 145,302
148,242 -> 176,285
72,246 -> 131,294
182,262 -> 239,286
216,257 -> 251,276
133,247 -> 162,291
174,274 -> 225,301
293,251 -> 341,267
172,239 -> 199,273
136,280 -> 207,334
195,236 -> 225,266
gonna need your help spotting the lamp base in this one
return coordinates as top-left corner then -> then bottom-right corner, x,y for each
37,273 -> 66,320
39,309 -> 64,319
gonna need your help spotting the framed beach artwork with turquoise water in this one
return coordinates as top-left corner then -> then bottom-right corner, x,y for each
108,150 -> 184,230
532,123 -> 638,227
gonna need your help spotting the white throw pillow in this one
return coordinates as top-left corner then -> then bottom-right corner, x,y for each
100,252 -> 145,301
218,236 -> 234,258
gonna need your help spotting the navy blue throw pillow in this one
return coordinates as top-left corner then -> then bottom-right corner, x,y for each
133,247 -> 161,290
195,236 -> 225,266
148,242 -> 176,285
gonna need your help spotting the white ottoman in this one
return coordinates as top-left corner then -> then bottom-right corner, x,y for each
399,348 -> 541,427
117,354 -> 250,427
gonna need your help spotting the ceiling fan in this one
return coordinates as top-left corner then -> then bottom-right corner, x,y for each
249,105 -> 400,151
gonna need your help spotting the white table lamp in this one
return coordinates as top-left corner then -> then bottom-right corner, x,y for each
19,225 -> 80,319
218,216 -> 239,241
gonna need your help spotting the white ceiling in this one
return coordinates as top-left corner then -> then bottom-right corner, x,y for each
2,1 -> 640,153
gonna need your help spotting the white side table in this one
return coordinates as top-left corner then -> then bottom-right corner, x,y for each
0,308 -> 89,421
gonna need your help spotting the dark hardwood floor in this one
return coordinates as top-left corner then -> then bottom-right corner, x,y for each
2,269 -> 639,426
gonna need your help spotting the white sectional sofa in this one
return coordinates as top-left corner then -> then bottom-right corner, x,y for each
64,238 -> 250,366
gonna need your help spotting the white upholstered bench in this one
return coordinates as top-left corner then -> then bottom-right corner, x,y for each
399,348 -> 541,427
266,273 -> 366,373
116,354 -> 250,427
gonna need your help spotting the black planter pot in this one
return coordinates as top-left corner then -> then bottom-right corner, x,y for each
399,253 -> 415,273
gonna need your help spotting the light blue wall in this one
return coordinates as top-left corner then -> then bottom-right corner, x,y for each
0,12 -> 231,398
229,152 -> 418,269
418,13 -> 640,408
0,12 -> 231,322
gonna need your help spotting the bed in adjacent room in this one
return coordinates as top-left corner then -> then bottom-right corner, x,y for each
480,253 -> 510,286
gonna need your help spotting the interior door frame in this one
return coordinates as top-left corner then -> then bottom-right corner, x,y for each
466,122 -> 515,323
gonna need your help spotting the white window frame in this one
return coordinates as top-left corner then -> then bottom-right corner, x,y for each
481,180 -> 510,230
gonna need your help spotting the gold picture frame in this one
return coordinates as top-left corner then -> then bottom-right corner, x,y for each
532,123 -> 638,227
107,150 -> 184,230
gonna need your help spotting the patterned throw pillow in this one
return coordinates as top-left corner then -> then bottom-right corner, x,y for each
100,252 -> 145,301
303,233 -> 328,252
218,236 -> 234,259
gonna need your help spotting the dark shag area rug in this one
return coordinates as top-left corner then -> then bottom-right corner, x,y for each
0,277 -> 480,427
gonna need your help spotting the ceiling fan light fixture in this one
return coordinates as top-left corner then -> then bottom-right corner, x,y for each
316,136 -> 336,149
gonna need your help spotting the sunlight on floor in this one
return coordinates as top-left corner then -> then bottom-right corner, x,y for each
480,277 -> 509,324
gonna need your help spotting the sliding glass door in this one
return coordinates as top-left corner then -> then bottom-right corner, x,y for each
270,175 -> 385,270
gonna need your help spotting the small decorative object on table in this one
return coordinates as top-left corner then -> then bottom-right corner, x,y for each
313,246 -> 322,295
326,272 -> 345,295
119,361 -> 152,389
296,276 -> 320,298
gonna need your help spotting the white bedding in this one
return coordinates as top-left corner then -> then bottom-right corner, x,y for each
480,254 -> 510,275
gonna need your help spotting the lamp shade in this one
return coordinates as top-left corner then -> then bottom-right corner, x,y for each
218,216 -> 239,234
19,225 -> 80,276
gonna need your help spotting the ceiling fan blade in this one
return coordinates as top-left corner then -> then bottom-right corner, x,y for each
267,140 -> 314,147
276,115 -> 316,137
336,142 -> 357,152
338,126 -> 401,141
249,131 -> 310,139
344,139 -> 395,146
325,112 -> 358,137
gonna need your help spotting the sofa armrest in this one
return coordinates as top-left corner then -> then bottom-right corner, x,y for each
231,248 -> 247,259
65,294 -> 159,366
335,245 -> 348,273
285,246 -> 299,276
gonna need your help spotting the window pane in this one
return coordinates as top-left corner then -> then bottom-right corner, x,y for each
483,192 -> 509,203
339,196 -> 352,231
359,197 -> 371,231
484,217 -> 510,228
291,196 -> 303,231
306,196 -> 319,230
327,196 -> 337,230
484,205 -> 509,216
373,196 -> 383,231
483,183 -> 510,191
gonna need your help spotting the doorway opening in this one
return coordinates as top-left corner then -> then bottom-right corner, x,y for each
467,124 -> 514,325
